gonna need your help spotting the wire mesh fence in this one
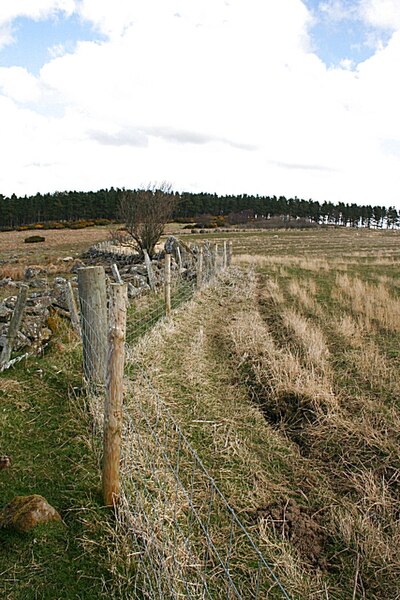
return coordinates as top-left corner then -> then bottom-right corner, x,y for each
120,362 -> 290,599
125,277 -> 195,345
75,238 -> 290,599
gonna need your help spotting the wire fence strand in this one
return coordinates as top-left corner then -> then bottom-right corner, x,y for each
76,240 -> 290,599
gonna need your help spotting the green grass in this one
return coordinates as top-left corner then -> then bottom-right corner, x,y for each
0,321 -> 119,599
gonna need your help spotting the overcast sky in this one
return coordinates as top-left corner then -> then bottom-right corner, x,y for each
0,0 -> 399,208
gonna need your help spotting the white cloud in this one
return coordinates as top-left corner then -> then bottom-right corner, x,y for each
318,0 -> 358,22
0,67 -> 42,103
319,0 -> 400,30
0,0 -> 399,208
0,0 -> 76,25
0,22 -> 14,49
359,0 -> 400,29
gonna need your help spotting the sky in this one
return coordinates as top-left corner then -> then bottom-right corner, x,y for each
0,0 -> 399,208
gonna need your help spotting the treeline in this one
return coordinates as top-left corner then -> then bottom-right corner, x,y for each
0,188 -> 398,229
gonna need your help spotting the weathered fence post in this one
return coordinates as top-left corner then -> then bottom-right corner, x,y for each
111,263 -> 123,285
65,281 -> 81,334
0,284 -> 28,367
197,246 -> 203,289
176,246 -> 183,271
103,282 -> 127,506
143,250 -> 156,291
227,241 -> 233,266
223,241 -> 227,270
214,243 -> 219,272
165,252 -> 172,318
77,266 -> 108,387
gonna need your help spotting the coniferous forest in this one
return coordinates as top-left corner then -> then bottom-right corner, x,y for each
0,188 -> 398,229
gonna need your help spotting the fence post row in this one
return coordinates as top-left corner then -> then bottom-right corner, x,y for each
102,282 -> 127,506
0,284 -> 28,367
77,266 -> 108,387
164,252 -> 171,318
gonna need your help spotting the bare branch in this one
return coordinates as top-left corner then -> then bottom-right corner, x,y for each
118,182 -> 176,258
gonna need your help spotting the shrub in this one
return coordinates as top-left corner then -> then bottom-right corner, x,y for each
24,235 -> 45,243
69,221 -> 92,229
93,218 -> 112,226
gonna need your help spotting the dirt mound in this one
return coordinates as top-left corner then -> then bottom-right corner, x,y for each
258,498 -> 328,569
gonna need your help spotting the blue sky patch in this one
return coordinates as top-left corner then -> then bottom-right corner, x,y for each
0,14 -> 105,74
304,0 -> 392,67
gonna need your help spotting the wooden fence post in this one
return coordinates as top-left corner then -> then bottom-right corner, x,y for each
197,246 -> 203,289
143,250 -> 156,291
0,284 -> 28,367
103,283 -> 127,506
77,266 -> 108,387
165,253 -> 171,318
228,241 -> 233,266
176,246 -> 183,271
111,263 -> 123,285
223,241 -> 227,269
65,281 -> 81,334
214,244 -> 219,273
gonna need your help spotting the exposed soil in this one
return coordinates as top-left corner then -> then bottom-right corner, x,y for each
257,498 -> 329,570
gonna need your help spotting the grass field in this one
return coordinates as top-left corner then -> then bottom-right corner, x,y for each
120,227 -> 400,598
1,226 -> 399,599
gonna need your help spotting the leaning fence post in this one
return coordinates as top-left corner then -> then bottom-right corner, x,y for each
165,252 -> 172,318
111,263 -> 123,285
143,250 -> 156,291
0,284 -> 28,367
103,282 -> 127,506
197,246 -> 203,289
176,246 -> 183,271
77,266 -> 108,387
65,281 -> 81,334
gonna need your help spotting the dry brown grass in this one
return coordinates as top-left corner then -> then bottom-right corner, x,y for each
334,273 -> 400,332
282,309 -> 330,373
222,266 -> 399,598
287,279 -> 317,310
121,270 -> 336,597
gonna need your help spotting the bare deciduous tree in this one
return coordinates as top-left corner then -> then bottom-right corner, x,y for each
118,182 -> 176,258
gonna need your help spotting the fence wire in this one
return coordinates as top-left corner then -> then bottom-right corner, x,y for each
76,239 -> 289,599
120,363 -> 290,599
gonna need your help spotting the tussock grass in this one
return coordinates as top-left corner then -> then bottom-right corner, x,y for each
281,309 -> 330,373
335,273 -> 400,332
287,279 -> 317,310
227,270 -> 400,598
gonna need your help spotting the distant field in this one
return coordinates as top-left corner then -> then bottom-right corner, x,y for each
0,226 -> 112,264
